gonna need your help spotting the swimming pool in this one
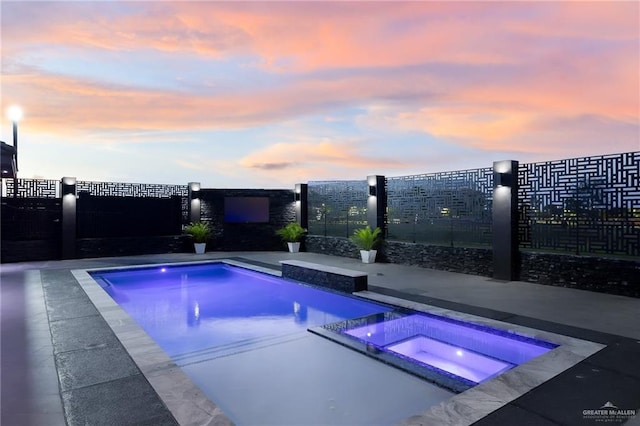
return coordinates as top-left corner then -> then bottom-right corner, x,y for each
92,262 -> 394,360
92,261 -> 556,390
76,258 -> 605,425
90,262 -> 456,425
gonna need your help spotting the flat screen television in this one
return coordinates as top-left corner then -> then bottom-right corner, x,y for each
224,197 -> 270,223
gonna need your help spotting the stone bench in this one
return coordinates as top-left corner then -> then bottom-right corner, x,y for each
279,260 -> 368,293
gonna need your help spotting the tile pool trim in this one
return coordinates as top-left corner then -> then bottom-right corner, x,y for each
71,260 -> 605,426
310,309 -> 559,393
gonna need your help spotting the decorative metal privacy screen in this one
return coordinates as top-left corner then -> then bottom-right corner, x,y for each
3,178 -> 188,199
4,178 -> 59,198
307,181 -> 368,237
518,152 -> 640,257
386,168 -> 494,247
76,181 -> 188,198
76,181 -> 190,224
2,179 -> 190,225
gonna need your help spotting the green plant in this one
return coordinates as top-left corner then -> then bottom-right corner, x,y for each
350,226 -> 382,250
276,222 -> 307,243
184,221 -> 212,243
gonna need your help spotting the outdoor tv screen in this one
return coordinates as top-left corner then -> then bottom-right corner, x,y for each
224,197 -> 270,223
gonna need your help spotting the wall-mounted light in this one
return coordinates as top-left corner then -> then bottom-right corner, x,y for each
294,183 -> 303,202
367,175 -> 379,197
189,182 -> 201,199
62,176 -> 76,186
61,176 -> 76,195
494,172 -> 512,187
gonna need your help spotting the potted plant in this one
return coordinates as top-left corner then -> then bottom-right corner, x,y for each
350,226 -> 382,263
184,221 -> 212,254
275,222 -> 307,253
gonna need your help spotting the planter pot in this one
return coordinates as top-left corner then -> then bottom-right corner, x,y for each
360,249 -> 377,264
287,242 -> 301,253
194,243 -> 206,254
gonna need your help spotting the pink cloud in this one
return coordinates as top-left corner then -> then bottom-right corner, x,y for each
236,140 -> 414,184
2,1 -> 638,169
1,63 -> 436,136
7,2 -> 634,72
239,140 -> 407,170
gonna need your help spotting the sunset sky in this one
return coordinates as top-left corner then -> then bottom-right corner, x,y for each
1,1 -> 639,188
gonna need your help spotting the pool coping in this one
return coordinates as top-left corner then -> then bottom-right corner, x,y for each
72,259 -> 604,426
309,310 -> 561,394
72,260 -> 242,426
354,291 -> 604,425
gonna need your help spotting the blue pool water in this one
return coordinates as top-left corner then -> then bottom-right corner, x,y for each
93,262 -> 557,392
92,262 -> 393,359
315,311 -> 558,392
89,261 -> 560,424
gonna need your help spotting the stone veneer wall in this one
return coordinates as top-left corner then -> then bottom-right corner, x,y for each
305,235 -> 640,298
304,235 -> 361,260
520,252 -> 640,298
381,241 -> 494,276
304,235 -> 493,276
281,261 -> 368,292
200,189 -> 296,251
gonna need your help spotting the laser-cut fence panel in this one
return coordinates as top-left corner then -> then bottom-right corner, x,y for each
4,178 -> 59,198
307,181 -> 368,238
76,181 -> 188,198
76,180 -> 190,225
518,152 -> 640,256
386,168 -> 493,247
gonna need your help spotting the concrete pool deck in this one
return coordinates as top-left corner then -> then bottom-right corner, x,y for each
1,251 -> 639,425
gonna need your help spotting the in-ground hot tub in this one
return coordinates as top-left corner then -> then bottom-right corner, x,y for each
313,310 -> 558,392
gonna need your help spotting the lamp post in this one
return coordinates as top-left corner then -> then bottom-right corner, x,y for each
7,105 -> 23,197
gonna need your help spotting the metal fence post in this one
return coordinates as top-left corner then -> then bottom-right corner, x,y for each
188,182 -> 201,224
367,175 -> 386,236
492,161 -> 519,280
294,183 -> 308,229
60,177 -> 77,259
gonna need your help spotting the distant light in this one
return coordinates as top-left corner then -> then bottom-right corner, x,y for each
456,350 -> 463,357
7,105 -> 23,122
367,332 -> 372,337
160,268 -> 167,272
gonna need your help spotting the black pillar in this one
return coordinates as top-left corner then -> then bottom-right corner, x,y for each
294,183 -> 308,229
188,182 -> 201,224
60,177 -> 77,259
492,160 -> 519,280
366,175 -> 386,235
